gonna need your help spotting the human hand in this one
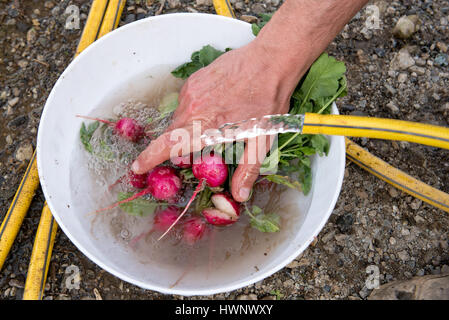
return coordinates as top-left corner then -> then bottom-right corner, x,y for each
131,41 -> 304,202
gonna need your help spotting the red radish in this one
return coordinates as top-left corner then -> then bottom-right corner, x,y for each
152,206 -> 181,232
147,166 -> 182,201
171,154 -> 192,169
93,166 -> 182,213
192,153 -> 228,187
157,178 -> 206,241
108,171 -> 148,190
128,171 -> 148,189
182,217 -> 207,245
211,193 -> 240,217
129,206 -> 181,248
76,115 -> 144,142
202,208 -> 238,226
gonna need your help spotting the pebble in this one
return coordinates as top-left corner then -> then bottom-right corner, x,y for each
434,54 -> 448,67
15,143 -> 34,162
196,0 -> 212,5
252,3 -> 265,15
236,294 -> 258,300
5,18 -> 16,26
17,60 -> 28,68
240,15 -> 258,24
409,65 -> 425,75
124,14 -> 136,24
393,15 -> 420,39
390,48 -> 415,70
8,97 -> 19,107
167,0 -> 181,9
398,250 -> 410,262
389,237 -> 396,245
386,101 -> 400,114
397,73 -> 407,83
27,28 -> 37,43
436,42 -> 448,53
44,1 -> 55,9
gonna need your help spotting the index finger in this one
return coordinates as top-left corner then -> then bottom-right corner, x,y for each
131,124 -> 205,174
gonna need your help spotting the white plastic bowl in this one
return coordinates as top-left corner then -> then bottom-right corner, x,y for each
37,13 -> 345,296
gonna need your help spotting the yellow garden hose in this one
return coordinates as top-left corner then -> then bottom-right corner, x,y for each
345,139 -> 449,213
76,0 -> 110,56
303,113 -> 449,150
0,151 -> 40,271
21,0 -> 125,300
212,0 -> 235,18
23,205 -> 58,300
213,0 -> 449,213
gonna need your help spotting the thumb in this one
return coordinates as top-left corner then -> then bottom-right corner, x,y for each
231,136 -> 274,202
231,162 -> 262,202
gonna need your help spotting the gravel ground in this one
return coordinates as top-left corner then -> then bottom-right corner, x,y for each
1,0 -> 448,300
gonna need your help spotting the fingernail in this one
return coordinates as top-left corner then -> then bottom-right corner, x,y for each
131,161 -> 140,173
239,188 -> 250,201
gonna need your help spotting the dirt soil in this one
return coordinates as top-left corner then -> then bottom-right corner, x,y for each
0,0 -> 448,300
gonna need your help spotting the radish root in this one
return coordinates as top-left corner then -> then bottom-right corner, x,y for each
157,179 -> 205,241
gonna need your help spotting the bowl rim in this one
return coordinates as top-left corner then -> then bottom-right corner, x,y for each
37,12 -> 346,296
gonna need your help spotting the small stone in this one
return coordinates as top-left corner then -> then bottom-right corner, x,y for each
410,199 -> 421,210
5,18 -> 16,26
409,66 -> 425,75
236,294 -> 258,300
5,135 -> 13,145
8,97 -> 19,107
8,279 -> 24,288
15,143 -> 34,162
434,54 -> 448,67
196,0 -> 212,5
240,15 -> 258,24
336,213 -> 354,233
235,2 -> 244,10
397,73 -> 407,83
414,215 -> 426,224
388,186 -> 399,198
8,8 -> 19,18
321,231 -> 335,244
27,28 -> 37,43
17,60 -> 28,68
124,14 -> 136,24
398,250 -> 410,262
436,42 -> 448,53
252,3 -> 265,15
393,15 -> 420,39
44,1 -> 55,9
386,101 -> 400,114
389,237 -> 396,245
441,265 -> 449,274
51,6 -> 60,16
390,48 -> 415,70
167,0 -> 181,9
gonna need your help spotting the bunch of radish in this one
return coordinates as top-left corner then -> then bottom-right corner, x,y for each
94,150 -> 242,246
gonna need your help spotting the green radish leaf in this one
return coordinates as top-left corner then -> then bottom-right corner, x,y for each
180,168 -> 195,181
311,134 -> 330,156
158,92 -> 179,116
198,45 -> 225,66
264,174 -> 303,192
245,205 -> 280,233
80,121 -> 99,153
195,187 -> 212,213
251,13 -> 274,36
117,192 -> 162,217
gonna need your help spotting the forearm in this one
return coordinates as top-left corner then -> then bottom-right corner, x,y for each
251,0 -> 369,88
